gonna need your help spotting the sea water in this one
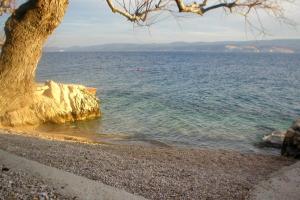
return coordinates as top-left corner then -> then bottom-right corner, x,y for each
37,52 -> 300,154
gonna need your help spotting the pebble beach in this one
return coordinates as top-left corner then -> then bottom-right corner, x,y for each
0,130 -> 295,200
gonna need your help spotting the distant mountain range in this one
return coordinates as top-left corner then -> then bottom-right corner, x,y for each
45,39 -> 300,54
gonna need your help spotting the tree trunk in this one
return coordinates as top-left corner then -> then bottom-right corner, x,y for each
0,0 -> 69,116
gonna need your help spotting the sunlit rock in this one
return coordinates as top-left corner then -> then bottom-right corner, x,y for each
1,81 -> 100,126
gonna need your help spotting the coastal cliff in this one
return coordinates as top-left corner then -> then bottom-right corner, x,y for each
0,81 -> 100,126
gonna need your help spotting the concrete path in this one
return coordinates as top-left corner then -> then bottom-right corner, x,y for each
0,149 -> 146,200
249,160 -> 300,200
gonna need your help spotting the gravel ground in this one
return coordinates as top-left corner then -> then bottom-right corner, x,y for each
0,164 -> 71,200
0,131 -> 295,200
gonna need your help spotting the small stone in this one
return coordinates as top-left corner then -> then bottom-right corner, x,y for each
262,131 -> 285,148
8,181 -> 13,187
38,192 -> 49,200
2,166 -> 9,172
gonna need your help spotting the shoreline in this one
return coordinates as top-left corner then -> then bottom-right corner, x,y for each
0,126 -> 116,145
0,125 -> 282,155
0,128 -> 295,199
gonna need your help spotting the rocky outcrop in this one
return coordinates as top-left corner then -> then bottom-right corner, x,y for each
0,81 -> 100,126
262,131 -> 286,148
281,119 -> 300,158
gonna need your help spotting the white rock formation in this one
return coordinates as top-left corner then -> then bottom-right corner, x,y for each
1,81 -> 100,126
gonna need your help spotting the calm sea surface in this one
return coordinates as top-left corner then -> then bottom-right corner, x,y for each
37,52 -> 300,154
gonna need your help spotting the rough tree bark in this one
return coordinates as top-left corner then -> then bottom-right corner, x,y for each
0,0 -> 69,118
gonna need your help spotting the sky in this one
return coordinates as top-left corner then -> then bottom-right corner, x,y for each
1,0 -> 300,47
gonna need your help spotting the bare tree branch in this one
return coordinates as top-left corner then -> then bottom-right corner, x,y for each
0,0 -> 296,31
106,0 -> 169,22
103,0 -> 295,26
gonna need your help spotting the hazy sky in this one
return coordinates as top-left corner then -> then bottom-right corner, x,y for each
2,0 -> 300,47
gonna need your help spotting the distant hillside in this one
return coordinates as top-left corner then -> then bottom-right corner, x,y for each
44,39 -> 300,53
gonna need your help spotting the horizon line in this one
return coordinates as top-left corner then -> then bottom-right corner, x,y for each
44,38 -> 300,49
